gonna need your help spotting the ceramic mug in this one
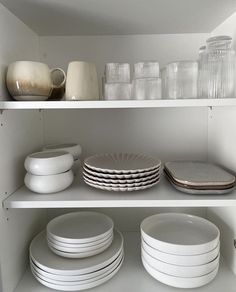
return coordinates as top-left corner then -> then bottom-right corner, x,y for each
65,61 -> 99,100
6,61 -> 66,101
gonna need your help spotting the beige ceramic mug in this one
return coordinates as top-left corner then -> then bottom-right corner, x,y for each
6,61 -> 66,101
65,61 -> 99,100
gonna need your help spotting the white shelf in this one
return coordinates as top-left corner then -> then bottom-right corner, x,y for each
4,177 -> 236,209
1,99 -> 236,110
14,232 -> 236,292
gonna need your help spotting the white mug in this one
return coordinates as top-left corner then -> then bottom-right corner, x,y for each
66,61 -> 99,100
6,61 -> 66,101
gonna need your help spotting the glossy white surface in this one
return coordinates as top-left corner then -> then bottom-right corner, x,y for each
84,153 -> 161,173
24,170 -> 74,194
142,240 -> 220,266
47,212 -> 114,243
30,230 -> 123,275
24,151 -> 74,175
142,257 -> 219,288
43,143 -> 82,160
142,248 -> 219,277
141,213 -> 220,255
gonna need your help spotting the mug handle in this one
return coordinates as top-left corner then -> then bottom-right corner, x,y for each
50,68 -> 66,89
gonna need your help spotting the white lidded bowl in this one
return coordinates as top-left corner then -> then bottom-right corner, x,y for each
141,213 -> 220,255
43,143 -> 82,160
25,170 -> 73,194
25,151 -> 74,175
142,257 -> 219,289
142,239 -> 220,266
47,211 -> 114,244
141,247 -> 219,278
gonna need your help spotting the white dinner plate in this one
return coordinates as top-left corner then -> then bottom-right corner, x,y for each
83,165 -> 160,179
48,237 -> 113,258
83,169 -> 160,184
164,161 -> 235,187
25,170 -> 74,194
85,178 -> 160,192
25,151 -> 74,176
43,143 -> 82,160
31,255 -> 124,286
85,153 -> 161,174
30,250 -> 123,281
142,248 -> 219,278
141,213 -> 220,255
141,240 -> 220,266
142,257 -> 219,289
83,175 -> 160,188
30,230 -> 123,275
31,255 -> 124,291
47,212 -> 114,244
47,232 -> 113,248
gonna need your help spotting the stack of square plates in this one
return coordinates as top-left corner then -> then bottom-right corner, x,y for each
141,213 -> 220,289
47,212 -> 114,258
83,153 -> 161,192
30,212 -> 124,291
164,161 -> 236,194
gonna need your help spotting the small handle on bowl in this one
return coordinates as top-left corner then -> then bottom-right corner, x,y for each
50,68 -> 66,89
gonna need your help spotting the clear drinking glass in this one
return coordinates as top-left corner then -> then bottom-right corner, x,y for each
132,78 -> 162,100
204,35 -> 236,98
104,83 -> 131,100
165,61 -> 198,99
197,45 -> 207,98
134,62 -> 160,79
105,63 -> 130,83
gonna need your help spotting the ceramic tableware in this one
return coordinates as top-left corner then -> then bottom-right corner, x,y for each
43,143 -> 82,160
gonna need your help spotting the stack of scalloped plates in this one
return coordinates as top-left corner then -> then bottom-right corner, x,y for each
164,161 -> 235,194
141,213 -> 220,289
47,212 -> 114,258
83,153 -> 161,191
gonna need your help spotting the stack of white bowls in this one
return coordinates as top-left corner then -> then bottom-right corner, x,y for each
43,143 -> 82,176
141,213 -> 220,289
30,212 -> 124,291
24,151 -> 74,193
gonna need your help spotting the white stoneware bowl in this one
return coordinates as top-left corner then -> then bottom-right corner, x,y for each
25,151 -> 74,176
24,170 -> 73,193
43,143 -> 82,160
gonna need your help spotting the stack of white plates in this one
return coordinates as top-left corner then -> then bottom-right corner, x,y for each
47,212 -> 114,258
30,229 -> 124,291
24,151 -> 74,193
141,213 -> 220,289
83,153 -> 161,191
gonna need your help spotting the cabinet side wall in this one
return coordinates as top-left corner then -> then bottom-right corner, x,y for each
0,3 -> 39,101
0,5 -> 46,292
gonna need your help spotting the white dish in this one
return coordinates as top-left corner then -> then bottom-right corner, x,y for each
165,161 -> 235,187
31,255 -> 123,286
142,257 -> 219,289
43,143 -> 82,160
31,255 -> 123,291
47,232 -> 113,248
84,153 -> 161,174
83,165 -> 160,179
142,248 -> 219,278
24,151 -> 74,175
168,178 -> 235,195
47,212 -> 114,244
48,237 -> 113,258
30,230 -> 123,275
142,240 -> 220,266
83,175 -> 160,188
83,169 -> 160,184
141,213 -> 220,255
24,170 -> 73,194
30,251 -> 123,282
85,178 -> 159,192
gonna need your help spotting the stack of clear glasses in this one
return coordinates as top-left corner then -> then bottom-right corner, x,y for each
103,63 -> 131,100
132,62 -> 162,100
198,35 -> 236,98
163,61 -> 198,99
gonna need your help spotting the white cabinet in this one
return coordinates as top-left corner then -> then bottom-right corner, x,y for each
0,1 -> 236,292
